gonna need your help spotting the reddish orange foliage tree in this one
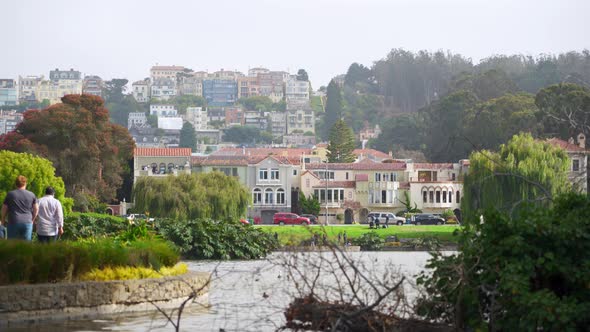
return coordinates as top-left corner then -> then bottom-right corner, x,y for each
0,94 -> 134,202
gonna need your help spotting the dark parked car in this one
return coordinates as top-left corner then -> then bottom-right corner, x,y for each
273,213 -> 311,225
300,214 -> 318,224
411,214 -> 446,225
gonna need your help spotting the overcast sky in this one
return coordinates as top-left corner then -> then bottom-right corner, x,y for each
2,0 -> 589,87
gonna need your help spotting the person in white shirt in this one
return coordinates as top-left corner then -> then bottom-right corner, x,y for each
36,187 -> 64,243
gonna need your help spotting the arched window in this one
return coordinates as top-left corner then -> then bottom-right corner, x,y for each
456,190 -> 461,204
276,188 -> 285,205
159,163 -> 166,174
253,188 -> 262,204
265,188 -> 274,205
168,163 -> 175,172
422,188 -> 428,203
151,163 -> 158,173
449,190 -> 453,203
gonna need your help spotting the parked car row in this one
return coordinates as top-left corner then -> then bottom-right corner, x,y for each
366,212 -> 406,227
365,212 -> 447,226
253,211 -> 449,226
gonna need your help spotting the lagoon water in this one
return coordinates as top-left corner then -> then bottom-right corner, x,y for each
6,251 -> 439,332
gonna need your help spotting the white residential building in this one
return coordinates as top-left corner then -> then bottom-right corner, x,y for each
36,79 -> 83,105
184,107 -> 208,130
150,104 -> 177,116
132,79 -> 151,103
158,117 -> 183,130
18,75 -> 43,102
151,78 -> 177,101
0,110 -> 23,134
270,111 -> 287,137
150,65 -> 185,81
286,108 -> 315,135
285,75 -> 310,103
178,75 -> 203,96
128,112 -> 148,129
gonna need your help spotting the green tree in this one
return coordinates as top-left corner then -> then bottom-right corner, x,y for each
462,133 -> 570,220
464,93 -> 539,151
152,95 -> 206,114
0,94 -> 135,202
103,78 -> 145,127
323,80 -> 343,141
299,192 -> 320,215
450,69 -> 520,101
179,121 -> 197,152
327,119 -> 356,163
421,90 -> 478,162
535,83 -> 590,138
237,96 -> 274,111
296,69 -> 309,81
417,193 -> 590,331
373,113 -> 424,154
133,172 -> 250,220
0,151 -> 73,213
222,126 -> 272,144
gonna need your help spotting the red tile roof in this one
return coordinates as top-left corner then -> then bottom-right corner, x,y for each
212,147 -> 313,158
353,149 -> 390,159
134,148 -> 192,157
301,170 -> 320,179
192,154 -> 297,167
151,66 -> 185,71
546,138 -> 587,152
413,163 -> 455,170
306,160 -> 406,171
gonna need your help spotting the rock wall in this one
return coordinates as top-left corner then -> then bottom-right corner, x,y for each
0,271 -> 210,326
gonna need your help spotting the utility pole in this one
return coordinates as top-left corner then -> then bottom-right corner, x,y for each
325,160 -> 329,225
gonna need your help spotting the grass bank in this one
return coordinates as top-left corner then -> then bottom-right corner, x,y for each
256,225 -> 461,246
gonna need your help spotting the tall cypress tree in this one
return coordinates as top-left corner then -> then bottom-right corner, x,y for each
327,119 -> 356,163
323,80 -> 343,141
179,121 -> 197,152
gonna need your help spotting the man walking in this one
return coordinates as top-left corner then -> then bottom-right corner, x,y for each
36,187 -> 64,243
1,175 -> 38,241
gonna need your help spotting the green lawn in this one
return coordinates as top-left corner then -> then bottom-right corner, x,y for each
256,225 -> 461,246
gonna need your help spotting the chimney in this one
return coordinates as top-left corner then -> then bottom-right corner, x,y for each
568,137 -> 575,144
578,133 -> 586,149
388,151 -> 393,158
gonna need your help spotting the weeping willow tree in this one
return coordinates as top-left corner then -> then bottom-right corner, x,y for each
462,133 -> 570,220
132,172 -> 250,220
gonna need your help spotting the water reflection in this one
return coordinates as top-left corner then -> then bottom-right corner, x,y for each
4,251 -> 437,332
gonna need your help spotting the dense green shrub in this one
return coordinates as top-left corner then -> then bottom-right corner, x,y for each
62,212 -> 128,240
416,193 -> 590,330
155,218 -> 279,259
353,232 -> 384,251
0,238 -> 179,285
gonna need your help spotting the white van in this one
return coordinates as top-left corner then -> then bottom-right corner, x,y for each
366,212 -> 406,226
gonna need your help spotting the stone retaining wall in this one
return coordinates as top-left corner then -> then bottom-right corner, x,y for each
0,271 -> 210,326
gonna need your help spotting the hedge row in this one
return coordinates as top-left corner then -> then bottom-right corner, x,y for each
0,239 -> 179,285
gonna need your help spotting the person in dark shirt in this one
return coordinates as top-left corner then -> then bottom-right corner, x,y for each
1,175 -> 38,241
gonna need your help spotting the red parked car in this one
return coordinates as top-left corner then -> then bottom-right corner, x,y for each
273,213 -> 311,225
